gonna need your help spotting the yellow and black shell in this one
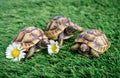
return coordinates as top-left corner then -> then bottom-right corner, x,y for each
45,16 -> 78,40
13,26 -> 48,51
75,29 -> 110,54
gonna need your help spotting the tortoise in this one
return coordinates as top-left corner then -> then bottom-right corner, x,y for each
71,29 -> 110,57
45,16 -> 83,46
13,26 -> 49,60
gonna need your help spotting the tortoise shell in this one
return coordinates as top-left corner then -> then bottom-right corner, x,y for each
13,26 -> 48,51
45,16 -> 78,40
75,29 -> 110,54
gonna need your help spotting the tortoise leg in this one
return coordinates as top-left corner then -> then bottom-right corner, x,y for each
91,49 -> 99,58
58,32 -> 64,47
71,43 -> 79,51
76,26 -> 83,32
64,35 -> 73,39
24,46 -> 37,60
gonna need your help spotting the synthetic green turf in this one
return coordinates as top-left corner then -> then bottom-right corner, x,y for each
0,0 -> 119,78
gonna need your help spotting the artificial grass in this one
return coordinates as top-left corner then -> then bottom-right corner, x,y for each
0,0 -> 120,78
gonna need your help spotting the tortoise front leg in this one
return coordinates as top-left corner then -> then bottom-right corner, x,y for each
24,46 -> 37,60
58,32 -> 64,47
71,43 -> 79,51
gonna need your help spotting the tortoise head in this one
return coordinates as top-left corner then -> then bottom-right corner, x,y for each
39,39 -> 49,48
65,26 -> 83,35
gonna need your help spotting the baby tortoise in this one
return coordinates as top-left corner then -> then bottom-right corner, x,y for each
45,16 -> 83,46
13,26 -> 48,60
71,29 -> 110,57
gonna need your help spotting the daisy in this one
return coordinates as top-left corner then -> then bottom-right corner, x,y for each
48,40 -> 60,55
6,42 -> 26,62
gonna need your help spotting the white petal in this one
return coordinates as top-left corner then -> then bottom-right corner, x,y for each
6,45 -> 13,51
47,44 -> 53,55
47,45 -> 52,49
18,51 -> 26,59
56,47 -> 59,52
18,57 -> 21,61
48,51 -> 52,55
6,49 -> 12,52
7,44 -> 13,49
56,45 -> 59,49
22,52 -> 26,56
48,48 -> 53,55
12,42 -> 17,48
17,43 -> 21,49
6,55 -> 13,58
20,52 -> 26,58
6,53 -> 12,58
55,41 -> 59,45
6,50 -> 13,58
20,55 -> 25,59
49,40 -> 56,44
13,42 -> 19,49
56,43 -> 59,53
13,58 -> 18,62
56,49 -> 59,53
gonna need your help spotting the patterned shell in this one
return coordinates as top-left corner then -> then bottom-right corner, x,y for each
45,16 -> 78,40
75,29 -> 110,54
13,27 -> 48,51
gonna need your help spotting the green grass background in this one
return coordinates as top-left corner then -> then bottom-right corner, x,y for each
0,0 -> 119,78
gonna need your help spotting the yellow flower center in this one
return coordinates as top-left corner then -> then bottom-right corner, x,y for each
52,44 -> 57,52
11,49 -> 20,57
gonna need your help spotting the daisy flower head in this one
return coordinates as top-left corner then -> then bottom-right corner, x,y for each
48,40 -> 60,55
6,42 -> 26,62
